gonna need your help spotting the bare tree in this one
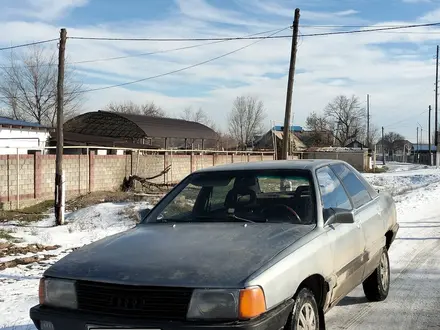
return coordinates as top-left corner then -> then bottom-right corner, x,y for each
364,124 -> 380,148
0,45 -> 83,127
305,111 -> 334,147
179,106 -> 216,130
228,95 -> 266,150
381,131 -> 406,155
324,95 -> 365,147
104,100 -> 165,117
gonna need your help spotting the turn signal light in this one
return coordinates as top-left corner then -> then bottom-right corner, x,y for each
39,278 -> 45,304
238,286 -> 266,319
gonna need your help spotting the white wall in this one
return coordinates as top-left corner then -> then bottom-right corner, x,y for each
0,127 -> 50,154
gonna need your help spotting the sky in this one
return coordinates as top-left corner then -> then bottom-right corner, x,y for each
1,0 -> 440,143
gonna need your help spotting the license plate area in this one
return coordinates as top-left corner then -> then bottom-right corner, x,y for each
88,327 -> 161,330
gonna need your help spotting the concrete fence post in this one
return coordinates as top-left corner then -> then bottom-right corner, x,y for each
88,150 -> 95,193
34,151 -> 42,199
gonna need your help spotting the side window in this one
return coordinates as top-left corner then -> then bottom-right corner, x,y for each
316,166 -> 352,219
331,164 -> 372,209
209,179 -> 235,210
156,184 -> 202,220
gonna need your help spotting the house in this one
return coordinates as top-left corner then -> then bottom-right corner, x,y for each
0,117 -> 51,155
345,140 -> 368,149
376,139 -> 412,156
295,130 -> 334,148
253,125 -> 307,158
50,111 -> 219,154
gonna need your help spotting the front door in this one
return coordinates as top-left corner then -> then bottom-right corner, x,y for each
330,163 -> 384,280
316,166 -> 365,304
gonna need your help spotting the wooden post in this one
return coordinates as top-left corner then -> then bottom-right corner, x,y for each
55,28 -> 67,226
281,8 -> 300,160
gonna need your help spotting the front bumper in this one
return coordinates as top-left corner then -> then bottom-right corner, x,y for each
30,300 -> 293,330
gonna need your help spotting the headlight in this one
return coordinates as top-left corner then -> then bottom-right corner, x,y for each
39,278 -> 77,309
187,287 -> 266,321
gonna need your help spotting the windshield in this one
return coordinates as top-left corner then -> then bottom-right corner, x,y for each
144,169 -> 315,224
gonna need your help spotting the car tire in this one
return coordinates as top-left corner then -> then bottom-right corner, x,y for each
285,288 -> 321,330
362,247 -> 390,302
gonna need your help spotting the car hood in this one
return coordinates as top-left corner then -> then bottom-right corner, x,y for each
45,223 -> 315,287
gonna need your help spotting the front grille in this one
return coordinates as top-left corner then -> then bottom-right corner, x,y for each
76,280 -> 193,320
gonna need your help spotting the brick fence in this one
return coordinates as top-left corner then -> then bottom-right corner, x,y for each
0,151 -> 274,210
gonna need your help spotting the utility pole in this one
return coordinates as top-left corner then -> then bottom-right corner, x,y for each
429,105 -> 432,165
382,126 -> 385,165
366,94 -> 370,148
436,45 -> 439,166
417,126 -> 419,164
55,28 -> 67,226
281,8 -> 300,160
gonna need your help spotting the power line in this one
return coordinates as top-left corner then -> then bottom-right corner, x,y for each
0,21 -> 439,54
68,22 -> 440,42
0,39 -> 59,51
0,28 -> 286,68
71,27 -> 286,65
384,110 -> 429,128
69,27 -> 290,94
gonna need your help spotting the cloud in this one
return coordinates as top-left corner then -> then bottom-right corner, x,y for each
0,0 -> 89,21
244,0 -> 365,25
420,7 -> 440,21
174,0 -> 275,28
0,0 -> 437,141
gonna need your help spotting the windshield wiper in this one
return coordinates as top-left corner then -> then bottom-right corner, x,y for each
227,214 -> 255,223
192,214 -> 255,223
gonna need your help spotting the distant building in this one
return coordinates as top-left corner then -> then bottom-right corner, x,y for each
413,144 -> 437,153
295,130 -> 334,148
49,110 -> 219,153
253,125 -> 307,158
0,117 -> 51,155
345,140 -> 368,149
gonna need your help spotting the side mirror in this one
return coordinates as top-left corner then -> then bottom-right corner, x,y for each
326,208 -> 355,226
138,208 -> 152,222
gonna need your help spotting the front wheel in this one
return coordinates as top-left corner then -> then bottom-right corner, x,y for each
285,288 -> 320,330
362,248 -> 390,301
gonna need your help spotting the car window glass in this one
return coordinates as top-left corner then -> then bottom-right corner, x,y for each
258,176 -> 310,193
316,166 -> 352,216
146,170 -> 316,225
156,183 -> 202,221
209,178 -> 235,210
331,164 -> 372,209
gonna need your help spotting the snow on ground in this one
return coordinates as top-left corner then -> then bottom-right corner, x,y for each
1,163 -> 440,329
0,201 -> 151,330
365,162 -> 440,197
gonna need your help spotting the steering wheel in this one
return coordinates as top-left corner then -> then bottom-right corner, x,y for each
261,204 -> 302,223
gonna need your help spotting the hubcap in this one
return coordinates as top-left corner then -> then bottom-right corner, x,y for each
296,302 -> 317,330
379,251 -> 389,291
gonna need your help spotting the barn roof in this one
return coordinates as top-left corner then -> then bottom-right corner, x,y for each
49,131 -> 160,149
64,111 -> 218,140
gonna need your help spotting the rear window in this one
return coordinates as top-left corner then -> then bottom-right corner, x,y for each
330,164 -> 372,209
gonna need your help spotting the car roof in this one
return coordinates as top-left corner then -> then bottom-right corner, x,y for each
195,159 -> 347,173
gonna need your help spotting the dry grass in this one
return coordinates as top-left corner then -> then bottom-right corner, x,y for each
0,200 -> 54,224
67,191 -> 143,211
365,166 -> 389,174
0,229 -> 16,242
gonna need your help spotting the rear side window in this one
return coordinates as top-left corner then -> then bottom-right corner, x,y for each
316,166 -> 352,216
331,164 -> 372,209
